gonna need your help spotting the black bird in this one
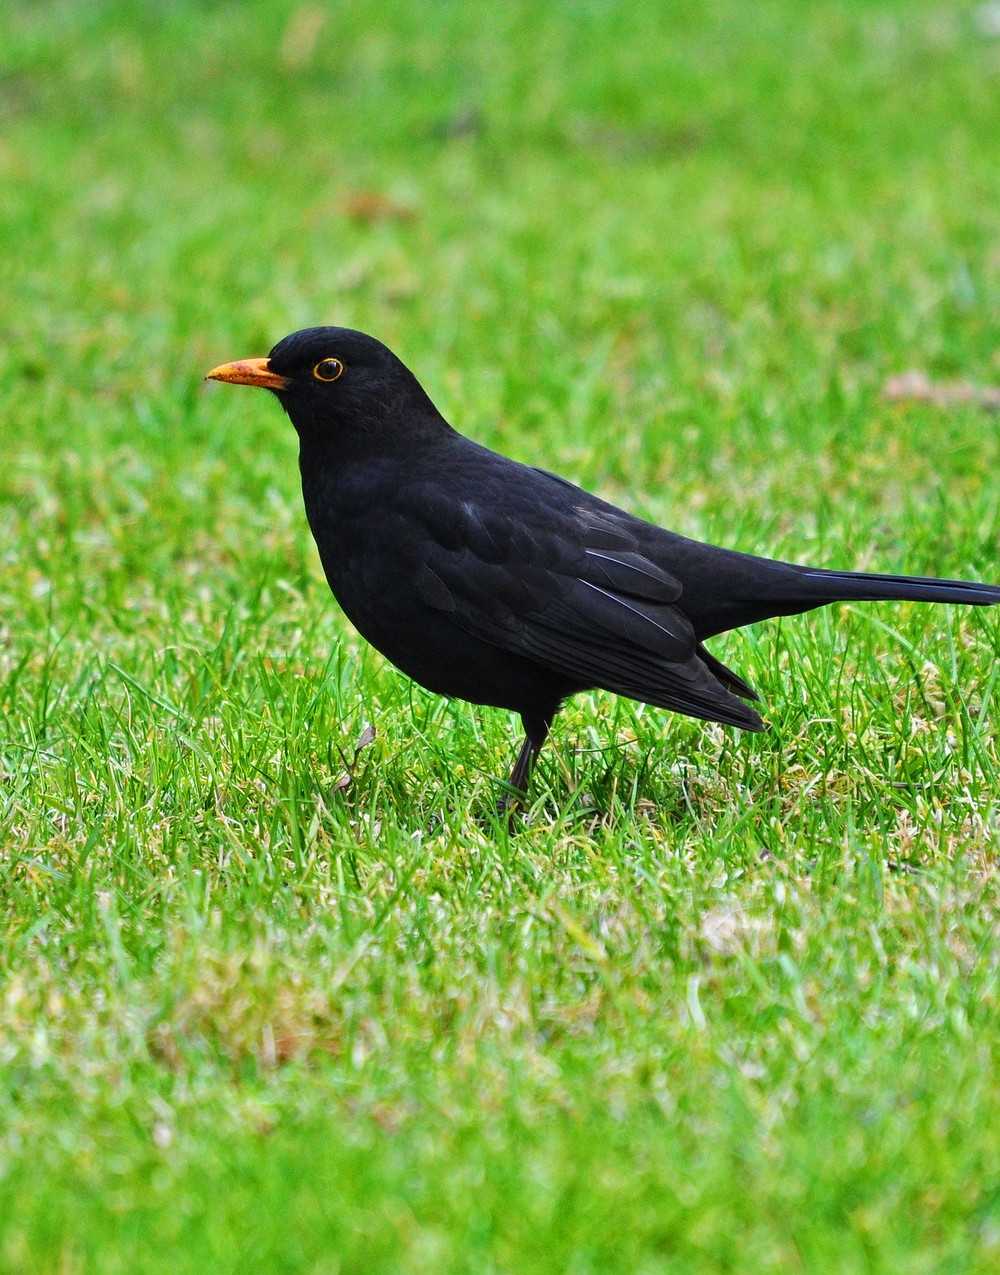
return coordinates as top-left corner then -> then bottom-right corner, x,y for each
207,327 -> 999,802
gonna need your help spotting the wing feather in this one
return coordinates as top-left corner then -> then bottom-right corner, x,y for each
412,486 -> 763,730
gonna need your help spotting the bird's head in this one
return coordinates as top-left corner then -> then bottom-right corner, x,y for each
206,326 -> 443,445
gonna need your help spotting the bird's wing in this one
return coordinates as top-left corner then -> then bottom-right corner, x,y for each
410,482 -> 763,730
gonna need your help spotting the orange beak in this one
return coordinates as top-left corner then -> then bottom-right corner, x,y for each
204,357 -> 290,390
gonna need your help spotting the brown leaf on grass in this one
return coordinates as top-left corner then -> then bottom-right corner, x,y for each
341,191 -> 417,224
883,370 -> 1000,411
334,722 -> 377,792
280,6 -> 327,70
354,723 -> 376,753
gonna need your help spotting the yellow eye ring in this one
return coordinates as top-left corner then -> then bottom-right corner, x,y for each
313,357 -> 345,382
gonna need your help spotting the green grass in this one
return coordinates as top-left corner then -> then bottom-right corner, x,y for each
2,0 -> 999,1270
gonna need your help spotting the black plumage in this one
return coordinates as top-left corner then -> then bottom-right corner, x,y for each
206,327 -> 999,802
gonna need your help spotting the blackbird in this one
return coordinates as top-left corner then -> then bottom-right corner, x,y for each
207,327 -> 999,802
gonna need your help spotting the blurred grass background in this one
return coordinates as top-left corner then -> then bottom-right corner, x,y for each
1,1 -> 999,1271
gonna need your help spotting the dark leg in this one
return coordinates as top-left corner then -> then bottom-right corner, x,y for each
507,735 -> 538,794
498,710 -> 554,814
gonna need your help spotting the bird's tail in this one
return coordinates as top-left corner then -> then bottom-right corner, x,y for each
794,568 -> 1000,608
690,555 -> 1000,637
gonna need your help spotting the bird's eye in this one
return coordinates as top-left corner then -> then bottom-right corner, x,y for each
312,357 -> 344,382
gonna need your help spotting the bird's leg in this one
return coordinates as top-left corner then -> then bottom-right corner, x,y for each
507,735 -> 538,794
497,711 -> 553,815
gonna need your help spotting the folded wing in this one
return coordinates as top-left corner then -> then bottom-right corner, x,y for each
411,487 -> 764,731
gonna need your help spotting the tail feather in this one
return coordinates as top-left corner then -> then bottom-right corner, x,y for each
798,568 -> 1000,608
684,547 -> 1000,638
697,644 -> 760,701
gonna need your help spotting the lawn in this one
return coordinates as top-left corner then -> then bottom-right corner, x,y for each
1,0 -> 998,1270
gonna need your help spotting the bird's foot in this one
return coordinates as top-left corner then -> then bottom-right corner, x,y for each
488,784 -> 527,831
